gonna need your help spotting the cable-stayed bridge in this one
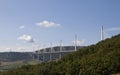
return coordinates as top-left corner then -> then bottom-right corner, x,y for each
33,46 -> 83,62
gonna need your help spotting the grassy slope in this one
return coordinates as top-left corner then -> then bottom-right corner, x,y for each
0,60 -> 40,72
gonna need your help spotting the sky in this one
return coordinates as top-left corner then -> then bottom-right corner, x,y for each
0,0 -> 120,52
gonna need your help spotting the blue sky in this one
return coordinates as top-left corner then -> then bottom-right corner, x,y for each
0,0 -> 120,52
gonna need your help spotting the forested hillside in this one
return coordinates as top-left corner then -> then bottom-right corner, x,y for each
1,34 -> 120,75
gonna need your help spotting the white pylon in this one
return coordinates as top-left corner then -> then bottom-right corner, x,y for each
42,45 -> 46,62
101,26 -> 104,40
60,40 -> 62,52
50,43 -> 52,61
75,34 -> 77,51
60,40 -> 62,59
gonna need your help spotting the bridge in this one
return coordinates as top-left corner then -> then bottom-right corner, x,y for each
34,46 -> 83,62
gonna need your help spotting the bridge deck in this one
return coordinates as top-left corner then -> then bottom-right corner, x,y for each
37,50 -> 76,54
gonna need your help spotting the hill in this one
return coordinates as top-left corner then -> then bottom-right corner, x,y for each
0,52 -> 35,71
0,52 -> 33,62
1,34 -> 120,75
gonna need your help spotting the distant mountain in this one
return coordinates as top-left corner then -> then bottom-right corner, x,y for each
0,52 -> 33,62
1,34 -> 120,75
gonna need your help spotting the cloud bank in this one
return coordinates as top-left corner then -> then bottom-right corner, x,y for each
36,20 -> 61,28
19,25 -> 25,29
18,34 -> 34,43
72,39 -> 86,45
105,27 -> 120,32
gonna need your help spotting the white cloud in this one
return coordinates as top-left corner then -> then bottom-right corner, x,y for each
19,25 -> 25,29
17,47 -> 25,50
36,20 -> 61,28
72,39 -> 86,45
105,27 -> 120,32
104,27 -> 120,39
0,46 -> 35,52
18,34 -> 34,43
14,46 -> 35,52
5,48 -> 12,51
1,48 -> 12,52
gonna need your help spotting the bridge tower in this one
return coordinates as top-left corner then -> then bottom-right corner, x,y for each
101,26 -> 104,40
75,34 -> 77,51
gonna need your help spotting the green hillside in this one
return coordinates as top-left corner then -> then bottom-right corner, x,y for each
1,34 -> 120,75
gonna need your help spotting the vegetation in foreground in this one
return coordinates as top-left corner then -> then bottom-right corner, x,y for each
1,34 -> 120,75
0,60 -> 40,71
